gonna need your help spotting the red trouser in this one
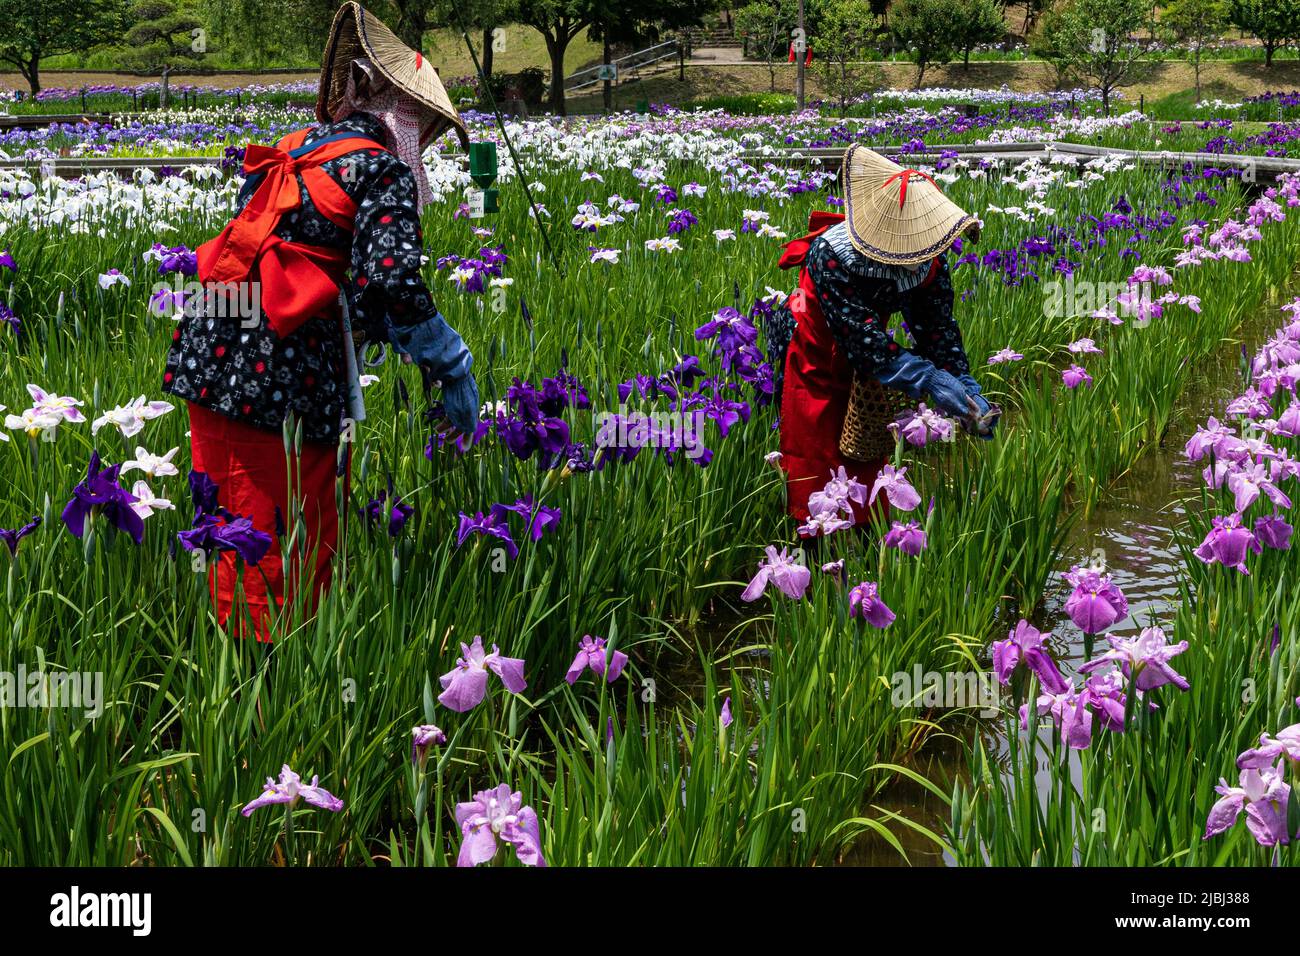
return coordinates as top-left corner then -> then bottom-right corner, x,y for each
778,267 -> 888,528
188,403 -> 342,642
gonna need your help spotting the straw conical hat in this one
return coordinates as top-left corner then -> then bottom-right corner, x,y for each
318,2 -> 468,148
842,145 -> 978,266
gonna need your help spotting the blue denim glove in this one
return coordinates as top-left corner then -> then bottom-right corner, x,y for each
877,352 -> 971,419
958,373 -> 998,439
440,375 -> 480,437
389,312 -> 479,435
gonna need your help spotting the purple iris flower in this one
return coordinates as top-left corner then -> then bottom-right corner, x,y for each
437,635 -> 527,712
456,511 -> 519,559
882,520 -> 927,556
0,515 -> 40,555
411,724 -> 446,768
365,489 -> 414,537
1194,513 -> 1262,573
0,248 -> 16,271
849,580 -> 896,628
667,207 -> 698,234
240,765 -> 344,816
1237,723 -> 1300,771
61,451 -> 145,544
455,784 -> 546,867
1203,765 -> 1291,847
1062,565 -> 1129,634
1062,364 -> 1093,389
489,496 -> 561,542
992,619 -> 1070,694
177,513 -> 273,566
720,696 -> 733,729
564,634 -> 629,685
1078,626 -> 1190,691
0,301 -> 18,338
189,469 -> 220,514
1254,513 -> 1293,550
740,545 -> 811,602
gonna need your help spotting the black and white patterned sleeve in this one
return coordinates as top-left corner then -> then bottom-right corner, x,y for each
347,153 -> 439,335
807,237 -> 903,380
899,256 -> 970,376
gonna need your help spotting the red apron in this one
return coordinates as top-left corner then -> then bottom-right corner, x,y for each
190,127 -> 386,640
776,211 -> 897,529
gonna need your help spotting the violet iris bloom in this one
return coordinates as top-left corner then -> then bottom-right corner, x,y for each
61,451 -> 144,544
455,784 -> 546,867
848,580 -> 895,628
720,696 -> 733,729
740,545 -> 811,602
868,465 -> 922,512
565,634 -> 629,685
1022,687 -> 1094,750
0,515 -> 40,555
1077,626 -> 1190,691
438,635 -> 527,712
365,489 -> 414,537
240,765 -> 344,816
1194,513 -> 1262,573
1184,417 -> 1236,461
1254,513 -> 1293,550
411,724 -> 446,768
1062,364 -> 1093,389
1203,766 -> 1291,846
490,496 -> 561,542
1237,724 -> 1300,771
1225,460 -> 1292,513
992,619 -> 1070,694
1062,565 -> 1129,634
455,511 -> 519,559
882,520 -> 927,555
178,513 -> 273,566
893,404 -> 954,447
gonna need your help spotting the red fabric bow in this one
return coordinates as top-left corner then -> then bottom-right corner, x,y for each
882,168 -> 937,209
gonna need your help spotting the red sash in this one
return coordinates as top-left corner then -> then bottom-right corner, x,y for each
197,128 -> 388,338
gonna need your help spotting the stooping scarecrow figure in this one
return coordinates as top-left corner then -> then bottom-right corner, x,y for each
163,2 -> 478,639
766,145 -> 998,534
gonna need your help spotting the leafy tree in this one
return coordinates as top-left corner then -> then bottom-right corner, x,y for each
813,0 -> 885,114
586,0 -> 712,112
1030,0 -> 1156,115
123,0 -> 207,75
516,0 -> 596,115
891,0 -> 962,86
1162,0 -> 1228,102
953,0 -> 1005,66
734,0 -> 797,92
0,0 -> 127,93
1226,0 -> 1300,69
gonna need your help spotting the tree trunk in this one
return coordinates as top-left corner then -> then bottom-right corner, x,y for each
1264,41 -> 1275,69
547,33 -> 568,116
1193,51 -> 1201,103
964,46 -> 971,67
1101,85 -> 1110,117
482,28 -> 495,82
915,61 -> 926,88
25,53 -> 40,95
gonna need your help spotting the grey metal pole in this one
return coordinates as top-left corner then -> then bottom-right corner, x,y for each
795,0 -> 806,110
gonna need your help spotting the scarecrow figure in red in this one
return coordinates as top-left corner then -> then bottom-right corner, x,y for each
765,145 -> 997,533
163,2 -> 477,640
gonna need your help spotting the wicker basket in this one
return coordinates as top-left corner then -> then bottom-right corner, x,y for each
840,373 -> 913,462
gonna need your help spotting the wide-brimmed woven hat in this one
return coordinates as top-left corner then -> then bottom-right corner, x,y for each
842,144 -> 979,266
318,2 -> 468,148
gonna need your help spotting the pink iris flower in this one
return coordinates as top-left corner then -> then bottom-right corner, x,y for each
455,784 -> 547,867
438,635 -> 528,712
